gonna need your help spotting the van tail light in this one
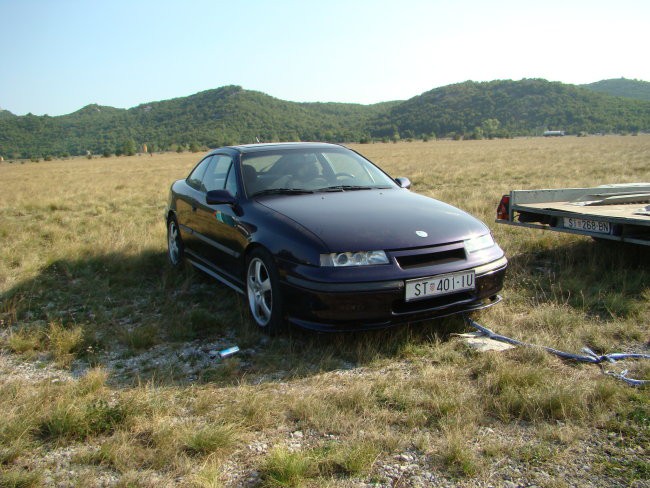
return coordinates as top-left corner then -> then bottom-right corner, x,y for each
497,195 -> 510,221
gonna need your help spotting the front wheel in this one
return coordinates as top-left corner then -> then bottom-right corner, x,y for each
167,216 -> 184,266
246,249 -> 284,334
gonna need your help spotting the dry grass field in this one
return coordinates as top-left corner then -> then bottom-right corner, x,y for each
0,136 -> 649,487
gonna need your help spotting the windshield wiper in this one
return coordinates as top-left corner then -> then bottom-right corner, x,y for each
318,185 -> 374,192
252,188 -> 314,196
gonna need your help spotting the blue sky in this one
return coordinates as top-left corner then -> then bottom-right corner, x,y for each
1,0 -> 648,116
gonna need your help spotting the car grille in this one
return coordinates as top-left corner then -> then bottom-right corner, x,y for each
394,247 -> 466,269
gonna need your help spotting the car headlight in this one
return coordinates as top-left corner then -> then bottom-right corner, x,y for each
320,250 -> 389,267
464,234 -> 495,253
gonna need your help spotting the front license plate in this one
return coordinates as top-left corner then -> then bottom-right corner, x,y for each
405,270 -> 475,302
563,217 -> 611,234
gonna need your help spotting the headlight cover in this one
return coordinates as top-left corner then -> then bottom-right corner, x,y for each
320,250 -> 389,267
464,234 -> 495,254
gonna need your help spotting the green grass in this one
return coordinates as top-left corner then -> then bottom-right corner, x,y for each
259,442 -> 380,487
0,137 -> 649,485
260,447 -> 317,487
182,423 -> 239,456
0,469 -> 42,488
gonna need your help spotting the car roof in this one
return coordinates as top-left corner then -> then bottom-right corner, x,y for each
220,142 -> 346,155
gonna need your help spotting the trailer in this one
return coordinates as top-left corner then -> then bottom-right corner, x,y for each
496,184 -> 650,246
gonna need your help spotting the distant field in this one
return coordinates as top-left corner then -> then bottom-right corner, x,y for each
0,136 -> 648,487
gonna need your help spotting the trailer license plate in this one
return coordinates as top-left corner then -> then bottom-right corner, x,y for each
405,270 -> 475,302
563,217 -> 611,234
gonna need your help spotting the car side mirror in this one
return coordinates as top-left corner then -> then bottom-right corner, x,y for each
206,189 -> 236,205
395,177 -> 411,189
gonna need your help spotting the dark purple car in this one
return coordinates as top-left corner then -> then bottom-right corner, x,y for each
166,142 -> 507,333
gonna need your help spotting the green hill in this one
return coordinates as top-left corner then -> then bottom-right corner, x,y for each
0,86 -> 392,159
582,78 -> 650,101
1,80 -> 650,159
369,79 -> 650,140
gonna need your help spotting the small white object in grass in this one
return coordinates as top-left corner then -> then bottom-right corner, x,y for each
456,332 -> 515,352
219,346 -> 240,358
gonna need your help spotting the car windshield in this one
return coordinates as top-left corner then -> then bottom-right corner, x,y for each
240,147 -> 397,197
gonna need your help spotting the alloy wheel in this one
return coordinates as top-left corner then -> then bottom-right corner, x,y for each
247,257 -> 273,326
168,219 -> 181,265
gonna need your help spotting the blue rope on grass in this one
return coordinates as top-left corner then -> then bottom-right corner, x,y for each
464,316 -> 650,387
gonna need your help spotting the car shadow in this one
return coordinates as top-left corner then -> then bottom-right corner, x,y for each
1,250 -> 470,388
504,237 -> 649,319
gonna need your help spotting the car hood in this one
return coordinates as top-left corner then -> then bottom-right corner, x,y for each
256,189 -> 490,251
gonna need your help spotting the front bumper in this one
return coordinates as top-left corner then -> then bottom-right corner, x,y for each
280,257 -> 507,332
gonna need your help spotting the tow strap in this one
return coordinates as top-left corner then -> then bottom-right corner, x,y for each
464,316 -> 650,387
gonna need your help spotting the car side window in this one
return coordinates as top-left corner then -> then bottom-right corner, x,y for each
187,156 -> 213,190
202,155 -> 234,192
224,162 -> 238,196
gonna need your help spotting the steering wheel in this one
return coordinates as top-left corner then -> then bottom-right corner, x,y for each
335,172 -> 355,179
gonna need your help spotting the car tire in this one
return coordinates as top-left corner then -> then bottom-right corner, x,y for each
167,216 -> 184,267
246,248 -> 284,334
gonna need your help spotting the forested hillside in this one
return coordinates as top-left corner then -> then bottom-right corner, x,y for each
0,86 -> 393,159
370,79 -> 650,140
1,79 -> 649,159
582,78 -> 650,101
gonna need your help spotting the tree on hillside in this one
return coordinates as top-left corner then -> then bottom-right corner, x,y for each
481,118 -> 500,139
122,139 -> 136,156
